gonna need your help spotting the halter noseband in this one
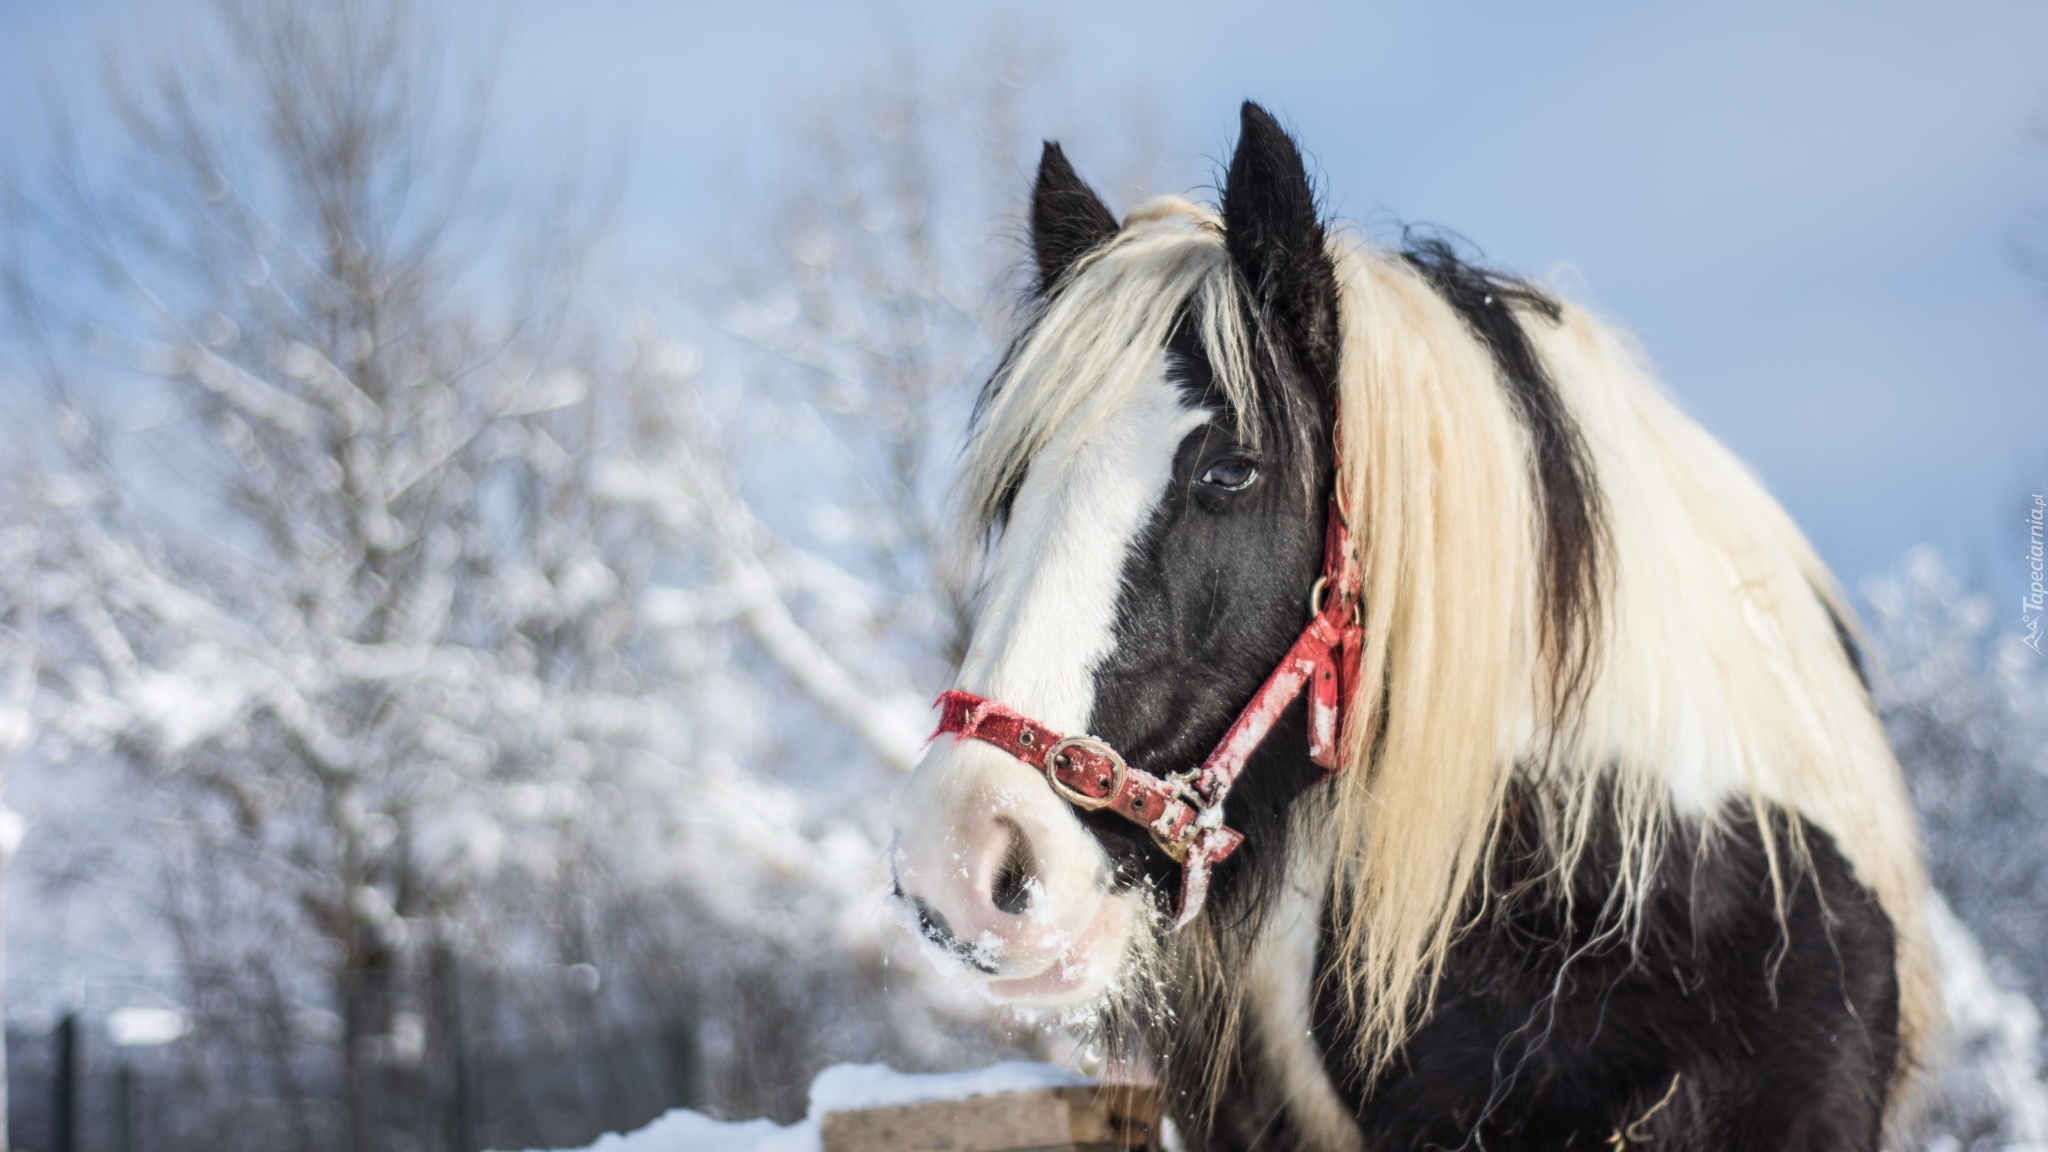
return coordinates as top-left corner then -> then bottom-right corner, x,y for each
932,501 -> 1364,930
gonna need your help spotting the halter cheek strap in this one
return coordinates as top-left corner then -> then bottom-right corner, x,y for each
931,500 -> 1364,930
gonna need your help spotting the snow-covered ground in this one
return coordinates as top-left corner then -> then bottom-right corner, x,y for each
503,1062 -> 1097,1152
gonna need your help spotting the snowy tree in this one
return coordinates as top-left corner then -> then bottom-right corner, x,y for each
14,2 -> 554,1144
1870,547 -> 2048,1008
1868,545 -> 2048,1148
0,0 -> 763,1145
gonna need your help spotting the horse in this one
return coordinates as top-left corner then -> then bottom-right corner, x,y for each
890,102 -> 1935,1151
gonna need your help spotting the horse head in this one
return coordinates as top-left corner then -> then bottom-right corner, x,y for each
889,104 -> 1340,1007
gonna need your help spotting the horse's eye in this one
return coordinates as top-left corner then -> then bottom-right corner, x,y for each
1198,457 -> 1258,492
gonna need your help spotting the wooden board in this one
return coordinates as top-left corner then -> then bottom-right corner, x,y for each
818,1085 -> 1160,1152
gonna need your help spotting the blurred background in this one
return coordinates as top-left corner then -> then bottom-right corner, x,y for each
0,1 -> 2043,1149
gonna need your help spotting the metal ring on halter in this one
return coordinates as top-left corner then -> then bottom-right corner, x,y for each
1045,736 -> 1127,812
1309,576 -> 1330,616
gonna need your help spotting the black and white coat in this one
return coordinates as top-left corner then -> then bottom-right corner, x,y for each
892,104 -> 1933,1152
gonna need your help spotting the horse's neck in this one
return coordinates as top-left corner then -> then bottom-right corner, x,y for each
1243,804 -> 1360,1152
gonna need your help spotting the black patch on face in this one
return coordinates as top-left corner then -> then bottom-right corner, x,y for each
1079,318 -> 1334,911
1403,236 -> 1608,719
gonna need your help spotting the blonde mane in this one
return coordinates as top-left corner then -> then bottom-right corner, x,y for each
964,200 -> 1935,1099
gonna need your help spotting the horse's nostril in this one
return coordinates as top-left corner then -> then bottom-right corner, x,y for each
912,897 -> 1000,974
912,897 -> 954,947
990,820 -> 1034,915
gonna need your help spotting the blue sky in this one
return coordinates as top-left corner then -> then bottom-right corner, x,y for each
9,0 -> 2048,623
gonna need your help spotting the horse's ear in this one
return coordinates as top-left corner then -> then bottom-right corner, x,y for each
1031,142 -> 1120,295
1223,102 -> 1340,391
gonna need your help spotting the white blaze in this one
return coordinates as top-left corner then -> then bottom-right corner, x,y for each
959,356 -> 1210,726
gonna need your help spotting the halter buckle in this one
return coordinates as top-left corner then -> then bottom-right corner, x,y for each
1045,736 -> 1126,811
1150,821 -> 1196,863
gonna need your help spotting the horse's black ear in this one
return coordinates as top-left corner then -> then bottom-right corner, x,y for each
1031,142 -> 1120,295
1223,102 -> 1340,390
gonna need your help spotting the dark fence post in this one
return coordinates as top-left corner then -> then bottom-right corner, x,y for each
434,944 -> 474,1152
52,1012 -> 77,1152
116,1058 -> 135,1152
661,1009 -> 698,1112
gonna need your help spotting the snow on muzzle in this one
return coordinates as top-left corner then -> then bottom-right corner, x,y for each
891,732 -> 1140,1006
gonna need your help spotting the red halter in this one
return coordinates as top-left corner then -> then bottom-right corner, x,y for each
932,501 -> 1364,929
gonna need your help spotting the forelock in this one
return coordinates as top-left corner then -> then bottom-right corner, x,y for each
964,198 -> 1259,535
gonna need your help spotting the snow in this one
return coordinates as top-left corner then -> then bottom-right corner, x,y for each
537,1112 -> 810,1152
107,1005 -> 188,1047
500,1062 -> 1096,1152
